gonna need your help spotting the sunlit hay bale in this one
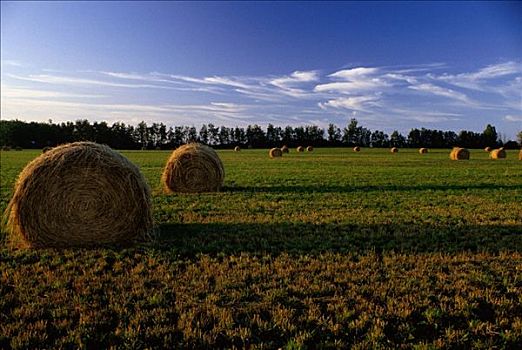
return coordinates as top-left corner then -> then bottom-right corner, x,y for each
269,147 -> 283,158
296,146 -> 304,152
390,147 -> 398,153
490,148 -> 506,159
42,146 -> 53,153
234,146 -> 241,152
307,146 -> 314,152
419,148 -> 428,154
353,146 -> 361,152
4,142 -> 153,248
162,143 -> 224,193
281,145 -> 289,153
484,146 -> 492,152
450,147 -> 470,160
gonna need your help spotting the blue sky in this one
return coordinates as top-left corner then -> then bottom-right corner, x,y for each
1,1 -> 521,139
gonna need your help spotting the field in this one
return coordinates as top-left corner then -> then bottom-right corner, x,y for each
1,148 -> 521,349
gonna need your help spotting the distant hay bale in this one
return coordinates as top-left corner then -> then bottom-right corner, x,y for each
155,146 -> 161,150
234,146 -> 241,152
15,146 -> 23,151
484,147 -> 492,152
419,148 -> 428,154
4,142 -> 153,248
307,146 -> 314,152
281,145 -> 289,153
353,146 -> 360,152
42,146 -> 53,153
162,143 -> 224,193
490,148 -> 506,159
450,147 -> 470,160
269,147 -> 283,158
296,146 -> 304,152
390,147 -> 398,153
1,146 -> 11,151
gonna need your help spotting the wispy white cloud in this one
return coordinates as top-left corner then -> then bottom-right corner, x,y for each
407,83 -> 471,103
314,67 -> 389,94
504,115 -> 522,122
1,60 -> 23,67
318,95 -> 380,111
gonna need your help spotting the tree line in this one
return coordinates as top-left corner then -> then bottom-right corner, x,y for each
1,118 -> 520,150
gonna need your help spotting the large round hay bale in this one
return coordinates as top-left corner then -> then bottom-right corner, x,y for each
484,146 -> 492,152
353,146 -> 360,152
307,146 -> 314,152
419,148 -> 428,154
234,146 -> 241,152
269,147 -> 283,158
281,145 -> 289,153
42,146 -> 53,153
296,146 -> 304,152
390,147 -> 398,153
162,143 -> 224,193
5,142 -> 153,248
490,148 -> 506,159
450,147 -> 470,160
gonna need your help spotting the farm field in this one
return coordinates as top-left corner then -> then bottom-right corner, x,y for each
1,147 -> 521,349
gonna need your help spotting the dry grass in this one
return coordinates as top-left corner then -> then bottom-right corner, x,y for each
419,148 -> 428,154
490,148 -> 507,159
269,147 -> 283,158
390,147 -> 398,153
4,142 -> 153,248
162,143 -> 224,193
450,147 -> 470,160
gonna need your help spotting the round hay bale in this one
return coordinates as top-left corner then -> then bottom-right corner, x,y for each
5,142 -> 153,248
42,146 -> 53,153
490,148 -> 506,159
281,145 -> 289,153
234,146 -> 241,152
162,143 -> 224,193
269,147 -> 283,158
1,145 -> 11,151
353,146 -> 361,152
390,147 -> 398,153
15,146 -> 23,151
296,146 -> 304,152
484,146 -> 492,152
450,147 -> 470,160
307,146 -> 314,152
419,148 -> 428,154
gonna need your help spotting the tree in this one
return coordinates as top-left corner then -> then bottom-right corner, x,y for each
482,124 -> 498,147
327,123 -> 342,145
518,130 -> 522,146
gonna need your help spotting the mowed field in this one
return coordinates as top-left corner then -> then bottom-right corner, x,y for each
1,148 -> 521,349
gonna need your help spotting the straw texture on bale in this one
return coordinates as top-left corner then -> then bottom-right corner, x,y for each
484,147 -> 492,152
162,143 -> 224,193
42,146 -> 52,153
5,142 -> 153,248
390,147 -> 398,153
297,146 -> 304,152
307,146 -> 314,152
490,148 -> 506,159
281,145 -> 289,153
234,146 -> 241,152
450,147 -> 470,160
353,146 -> 360,152
269,148 -> 283,158
419,148 -> 428,154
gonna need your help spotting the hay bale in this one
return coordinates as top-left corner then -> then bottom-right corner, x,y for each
14,146 -> 23,151
419,148 -> 428,154
390,147 -> 398,153
307,146 -> 314,152
281,145 -> 289,153
450,147 -> 470,160
353,146 -> 360,152
296,146 -> 304,152
234,146 -> 241,152
269,147 -> 283,158
1,145 -> 11,151
484,146 -> 492,152
4,142 -> 153,248
162,143 -> 224,193
490,148 -> 506,159
42,146 -> 53,153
